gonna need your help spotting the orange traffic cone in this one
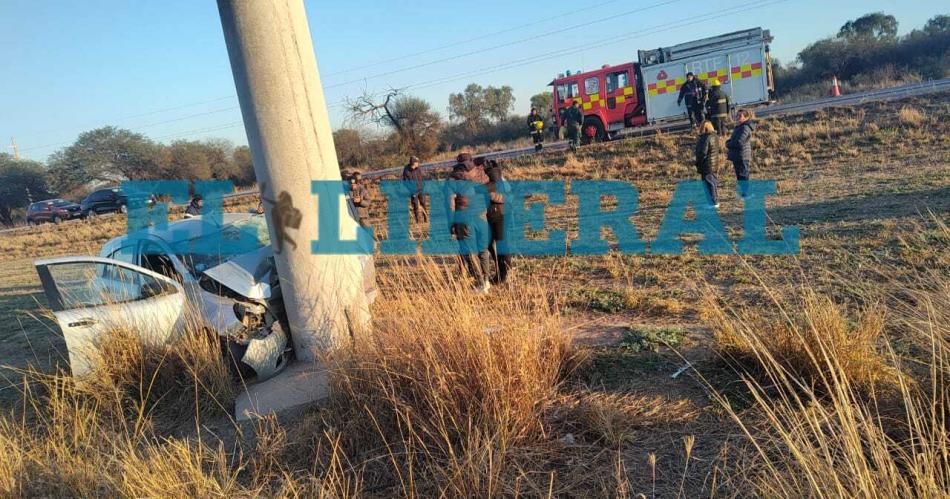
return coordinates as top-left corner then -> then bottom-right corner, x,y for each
830,76 -> 841,97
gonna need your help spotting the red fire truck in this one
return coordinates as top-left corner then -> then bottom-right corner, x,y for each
550,28 -> 774,142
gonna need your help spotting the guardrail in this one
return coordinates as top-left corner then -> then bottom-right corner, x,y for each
3,78 -> 946,237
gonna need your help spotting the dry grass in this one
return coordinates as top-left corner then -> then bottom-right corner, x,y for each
705,268 -> 950,497
898,105 -> 927,127
0,94 -> 948,496
0,329 -> 241,497
0,257 -> 590,497
707,290 -> 900,395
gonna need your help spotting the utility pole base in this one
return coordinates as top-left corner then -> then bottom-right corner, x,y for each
234,361 -> 330,421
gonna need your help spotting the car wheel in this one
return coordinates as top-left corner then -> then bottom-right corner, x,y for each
119,205 -> 128,214
86,210 -> 96,220
53,216 -> 62,224
27,219 -> 35,227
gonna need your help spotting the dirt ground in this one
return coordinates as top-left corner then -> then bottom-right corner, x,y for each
0,94 -> 947,494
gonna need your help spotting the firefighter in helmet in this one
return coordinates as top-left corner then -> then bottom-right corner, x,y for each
705,78 -> 730,135
564,100 -> 584,153
527,107 -> 545,152
677,72 -> 707,127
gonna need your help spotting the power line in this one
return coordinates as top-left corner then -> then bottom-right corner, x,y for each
324,0 -> 686,90
413,0 -> 788,91
329,0 -> 787,107
322,0 -> 627,78
16,94 -> 237,141
20,105 -> 243,153
153,121 -> 245,141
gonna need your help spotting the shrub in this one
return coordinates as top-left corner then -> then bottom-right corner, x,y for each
897,106 -> 926,127
707,291 -> 899,395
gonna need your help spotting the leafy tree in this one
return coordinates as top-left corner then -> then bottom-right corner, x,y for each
838,12 -> 898,41
448,84 -> 489,132
203,139 -> 237,181
923,14 -> 950,35
232,146 -> 256,187
448,83 -> 515,132
0,153 -> 53,225
483,85 -> 515,122
46,126 -> 163,193
530,91 -> 553,115
160,140 -> 214,180
333,128 -> 367,168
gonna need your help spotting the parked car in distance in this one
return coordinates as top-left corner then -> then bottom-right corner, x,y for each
26,199 -> 83,226
81,187 -> 145,218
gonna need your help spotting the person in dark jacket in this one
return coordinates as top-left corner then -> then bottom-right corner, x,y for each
726,109 -> 755,197
527,108 -> 545,152
448,153 -> 492,293
484,160 -> 512,284
564,101 -> 584,153
705,78 -> 730,135
677,72 -> 707,127
184,194 -> 203,218
694,120 -> 720,208
401,155 -> 428,223
348,171 -> 372,227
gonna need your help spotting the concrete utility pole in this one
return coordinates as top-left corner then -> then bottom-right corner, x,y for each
217,0 -> 371,362
9,137 -> 19,160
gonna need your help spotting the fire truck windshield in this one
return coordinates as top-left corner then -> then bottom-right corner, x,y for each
556,81 -> 579,102
606,71 -> 629,93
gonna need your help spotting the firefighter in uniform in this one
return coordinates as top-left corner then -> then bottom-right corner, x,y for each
677,72 -> 707,127
705,78 -> 730,135
564,101 -> 584,153
527,108 -> 545,152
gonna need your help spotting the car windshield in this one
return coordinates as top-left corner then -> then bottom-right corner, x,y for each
169,217 -> 271,276
52,200 -> 73,207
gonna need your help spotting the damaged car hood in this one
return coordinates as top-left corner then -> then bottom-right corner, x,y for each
202,245 -> 275,300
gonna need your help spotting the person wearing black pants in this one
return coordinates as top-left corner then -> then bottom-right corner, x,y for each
694,120 -> 720,208
726,108 -> 755,197
485,161 -> 512,284
677,72 -> 707,128
401,155 -> 428,223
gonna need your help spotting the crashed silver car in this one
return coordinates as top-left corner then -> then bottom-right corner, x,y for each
34,213 -> 376,381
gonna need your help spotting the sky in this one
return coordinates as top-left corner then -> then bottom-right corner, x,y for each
0,0 -> 944,162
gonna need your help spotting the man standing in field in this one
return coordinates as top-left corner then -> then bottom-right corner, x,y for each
564,101 -> 584,153
705,78 -> 730,135
677,72 -> 707,127
484,160 -> 512,284
527,107 -> 545,152
447,153 -> 492,293
726,109 -> 755,197
401,155 -> 428,223
348,171 -> 372,228
695,120 -> 721,208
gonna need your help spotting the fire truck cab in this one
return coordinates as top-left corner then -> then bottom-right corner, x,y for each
550,63 -> 648,142
549,28 -> 773,143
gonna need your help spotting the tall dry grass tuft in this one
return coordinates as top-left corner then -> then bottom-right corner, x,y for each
897,105 -> 926,127
0,327 -> 239,496
707,290 -> 899,395
705,269 -> 950,497
90,328 -> 237,428
318,256 -> 578,496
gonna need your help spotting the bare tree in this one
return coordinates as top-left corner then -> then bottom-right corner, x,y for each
346,89 -> 442,157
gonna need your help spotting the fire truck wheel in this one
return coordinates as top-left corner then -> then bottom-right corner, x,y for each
581,118 -> 605,145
